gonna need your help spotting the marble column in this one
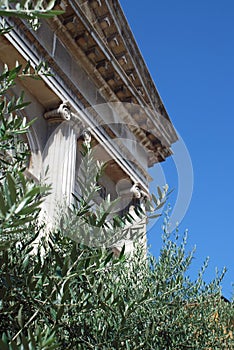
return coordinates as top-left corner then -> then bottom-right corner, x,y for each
41,102 -> 80,225
112,183 -> 148,255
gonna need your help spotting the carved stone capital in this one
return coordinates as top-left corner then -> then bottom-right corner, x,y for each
116,181 -> 149,200
81,128 -> 92,147
130,183 -> 141,198
44,102 -> 71,123
130,183 -> 149,200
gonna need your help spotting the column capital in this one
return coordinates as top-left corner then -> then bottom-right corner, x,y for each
116,181 -> 149,200
44,102 -> 71,123
130,183 -> 150,200
81,128 -> 92,148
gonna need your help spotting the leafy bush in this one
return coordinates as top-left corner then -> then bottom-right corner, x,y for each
0,222 -> 233,349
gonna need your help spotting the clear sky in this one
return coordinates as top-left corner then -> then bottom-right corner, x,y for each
120,0 -> 234,299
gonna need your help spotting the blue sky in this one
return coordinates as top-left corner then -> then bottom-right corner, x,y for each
120,0 -> 234,299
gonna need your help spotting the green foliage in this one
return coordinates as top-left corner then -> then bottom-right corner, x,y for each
0,226 -> 233,349
0,1 -> 64,31
0,2 -> 58,246
0,67 -> 49,248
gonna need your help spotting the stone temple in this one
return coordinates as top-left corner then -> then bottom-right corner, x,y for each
0,0 -> 177,252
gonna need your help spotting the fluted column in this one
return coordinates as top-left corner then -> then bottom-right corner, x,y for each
113,183 -> 148,255
41,102 -> 80,224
